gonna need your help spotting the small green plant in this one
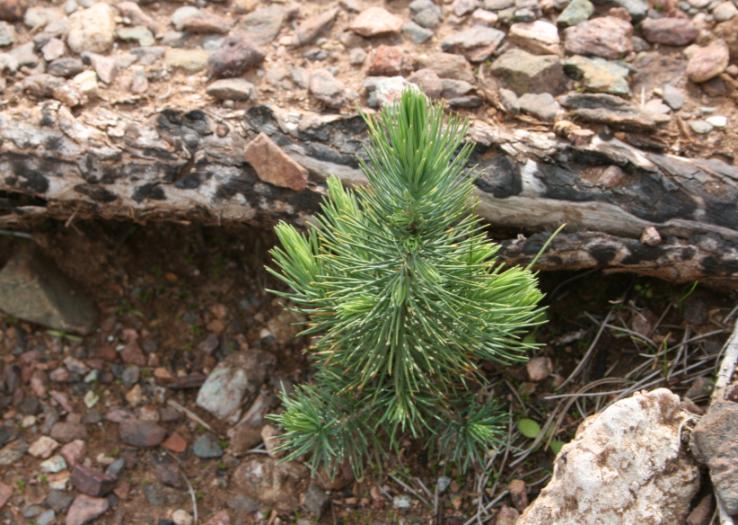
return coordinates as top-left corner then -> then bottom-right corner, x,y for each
267,90 -> 548,476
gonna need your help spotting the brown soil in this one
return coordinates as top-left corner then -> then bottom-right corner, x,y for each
0,220 -> 734,524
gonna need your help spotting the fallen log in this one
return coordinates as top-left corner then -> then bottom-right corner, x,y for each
1,101 -> 737,288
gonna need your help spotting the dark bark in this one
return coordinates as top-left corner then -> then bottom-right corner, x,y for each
1,103 -> 737,288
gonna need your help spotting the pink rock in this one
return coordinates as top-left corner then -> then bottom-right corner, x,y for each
65,494 -> 109,525
30,370 -> 47,397
60,439 -> 87,466
526,357 -> 553,382
687,40 -> 730,83
350,7 -> 403,37
641,17 -> 697,46
408,68 -> 443,98
244,133 -> 308,192
50,390 -> 73,413
50,422 -> 87,443
564,16 -> 634,59
28,436 -> 60,459
119,420 -> 166,447
121,341 -> 145,366
367,45 -> 407,76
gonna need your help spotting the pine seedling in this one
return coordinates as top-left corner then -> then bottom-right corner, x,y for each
267,90 -> 547,477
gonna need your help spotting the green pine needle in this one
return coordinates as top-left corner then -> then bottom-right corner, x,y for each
267,90 -> 548,476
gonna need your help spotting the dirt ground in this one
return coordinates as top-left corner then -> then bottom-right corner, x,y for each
0,220 -> 735,524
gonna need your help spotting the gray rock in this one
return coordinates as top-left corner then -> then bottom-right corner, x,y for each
206,78 -> 254,100
441,78 -> 475,98
447,95 -> 483,107
294,7 -> 338,46
561,92 -> 671,129
518,92 -> 561,120
308,69 -> 347,108
689,119 -> 714,133
0,247 -> 97,334
499,88 -> 519,113
557,0 -> 594,26
563,55 -> 630,95
402,21 -> 433,43
121,365 -> 140,388
47,57 -> 85,77
453,0 -> 480,16
302,483 -> 329,518
364,76 -> 419,108
0,21 -> 14,46
119,420 -> 166,447
490,48 -> 567,95
105,458 -> 125,479
196,350 -> 275,422
612,0 -> 648,21
116,26 -> 154,47
0,440 -> 27,466
441,25 -> 505,62
207,32 -> 264,78
193,434 -> 223,459
37,509 -> 55,525
660,84 -> 684,110
692,402 -> 738,514
410,0 -> 443,28
46,490 -> 74,512
238,5 -> 286,46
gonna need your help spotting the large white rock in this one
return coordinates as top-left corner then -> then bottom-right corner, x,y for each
67,3 -> 117,54
196,350 -> 275,422
518,388 -> 700,525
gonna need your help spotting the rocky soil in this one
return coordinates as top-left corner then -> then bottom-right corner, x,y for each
0,222 -> 736,525
0,0 -> 736,161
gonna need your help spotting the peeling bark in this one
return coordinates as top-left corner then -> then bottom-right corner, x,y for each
1,102 -> 737,288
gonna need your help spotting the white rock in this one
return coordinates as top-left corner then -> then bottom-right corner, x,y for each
508,20 -> 560,54
706,115 -> 727,128
71,70 -> 98,96
28,436 -> 60,459
172,509 -> 194,525
67,3 -> 117,54
41,455 -> 68,473
196,351 -> 273,422
518,389 -> 700,525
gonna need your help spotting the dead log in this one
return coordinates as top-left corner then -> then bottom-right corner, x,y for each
1,102 -> 737,288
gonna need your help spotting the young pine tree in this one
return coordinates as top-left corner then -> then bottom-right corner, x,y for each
267,90 -> 547,476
